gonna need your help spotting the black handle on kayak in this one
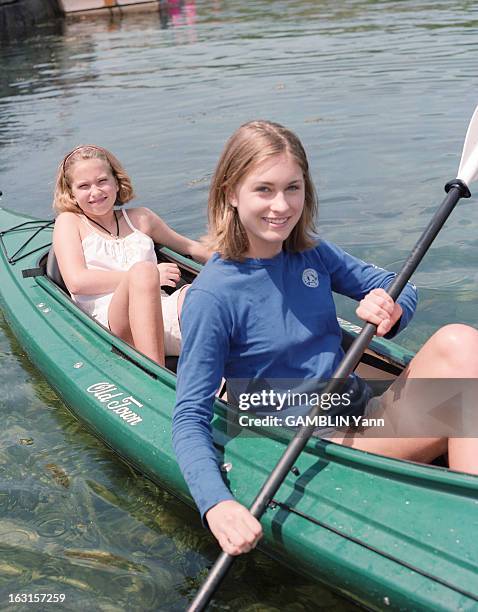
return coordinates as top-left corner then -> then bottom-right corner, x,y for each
187,179 -> 471,612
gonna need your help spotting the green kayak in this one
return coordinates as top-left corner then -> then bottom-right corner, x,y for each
1,206 -> 477,611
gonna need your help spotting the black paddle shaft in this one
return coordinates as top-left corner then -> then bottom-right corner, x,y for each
187,179 -> 471,612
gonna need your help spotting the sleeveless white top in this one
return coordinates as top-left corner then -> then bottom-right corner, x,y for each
72,209 -> 157,325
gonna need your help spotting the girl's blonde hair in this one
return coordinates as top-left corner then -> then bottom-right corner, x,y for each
52,145 -> 135,214
207,120 -> 318,260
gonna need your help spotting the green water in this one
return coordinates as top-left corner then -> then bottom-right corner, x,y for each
1,0 -> 478,609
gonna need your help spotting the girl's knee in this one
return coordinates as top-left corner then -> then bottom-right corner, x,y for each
432,324 -> 478,352
128,261 -> 160,290
430,324 -> 478,370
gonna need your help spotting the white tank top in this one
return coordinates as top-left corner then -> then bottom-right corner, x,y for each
79,208 -> 157,271
71,209 -> 157,322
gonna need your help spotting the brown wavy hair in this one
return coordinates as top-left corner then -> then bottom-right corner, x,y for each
52,145 -> 135,214
207,120 -> 318,260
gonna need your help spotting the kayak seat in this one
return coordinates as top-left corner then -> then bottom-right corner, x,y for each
46,247 -> 69,293
165,356 -> 179,373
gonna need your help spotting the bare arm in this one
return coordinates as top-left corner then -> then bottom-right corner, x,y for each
140,208 -> 212,263
53,213 -> 125,295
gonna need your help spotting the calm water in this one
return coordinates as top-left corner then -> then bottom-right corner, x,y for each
1,0 -> 478,609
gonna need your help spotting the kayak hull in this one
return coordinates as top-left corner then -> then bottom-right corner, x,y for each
1,207 -> 477,611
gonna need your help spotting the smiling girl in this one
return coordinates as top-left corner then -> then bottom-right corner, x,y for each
53,145 -> 209,365
172,120 -> 478,556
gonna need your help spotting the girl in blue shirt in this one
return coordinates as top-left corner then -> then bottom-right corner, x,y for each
173,120 -> 478,556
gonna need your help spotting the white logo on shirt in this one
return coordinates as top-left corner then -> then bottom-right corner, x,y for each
302,268 -> 319,288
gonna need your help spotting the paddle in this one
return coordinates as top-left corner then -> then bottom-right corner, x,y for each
188,105 -> 478,612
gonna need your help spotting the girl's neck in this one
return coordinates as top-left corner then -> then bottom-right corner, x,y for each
244,244 -> 283,259
82,210 -> 120,238
86,209 -> 117,223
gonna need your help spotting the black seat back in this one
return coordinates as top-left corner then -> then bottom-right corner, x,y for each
46,247 -> 68,293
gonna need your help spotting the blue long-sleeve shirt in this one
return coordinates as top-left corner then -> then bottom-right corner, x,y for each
172,241 -> 417,519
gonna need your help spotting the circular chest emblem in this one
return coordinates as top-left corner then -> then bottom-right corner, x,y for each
302,268 -> 319,288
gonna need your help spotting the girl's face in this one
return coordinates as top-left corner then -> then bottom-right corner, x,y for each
231,153 -> 305,259
69,158 -> 118,218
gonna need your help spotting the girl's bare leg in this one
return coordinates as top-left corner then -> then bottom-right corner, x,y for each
333,324 -> 478,474
108,261 -> 165,366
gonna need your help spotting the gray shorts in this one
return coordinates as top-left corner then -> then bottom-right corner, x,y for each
311,375 -> 384,438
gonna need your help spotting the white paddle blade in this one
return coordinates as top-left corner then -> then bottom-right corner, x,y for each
457,105 -> 478,186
